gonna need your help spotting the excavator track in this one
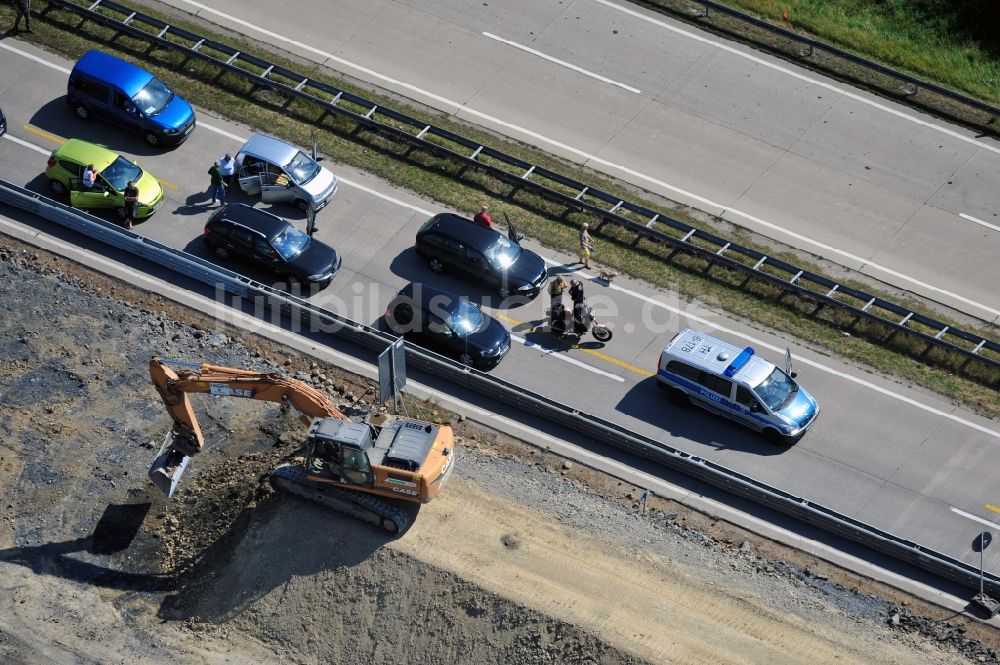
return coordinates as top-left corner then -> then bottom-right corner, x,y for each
269,463 -> 411,535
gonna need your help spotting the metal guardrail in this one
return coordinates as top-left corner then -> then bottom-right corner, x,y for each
1,178 -> 998,598
680,0 -> 1000,123
40,0 -> 1000,380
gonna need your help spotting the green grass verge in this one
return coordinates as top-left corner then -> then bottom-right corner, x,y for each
4,1 -> 999,418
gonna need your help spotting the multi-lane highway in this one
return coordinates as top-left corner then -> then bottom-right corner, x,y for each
155,0 -> 1000,323
1,37 -> 999,577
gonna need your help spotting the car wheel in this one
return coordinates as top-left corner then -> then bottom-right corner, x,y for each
144,131 -> 161,147
295,199 -> 309,212
213,246 -> 230,260
48,179 -> 66,196
498,287 -> 510,300
669,388 -> 690,407
114,207 -> 127,221
459,352 -> 475,367
73,104 -> 89,120
428,257 -> 444,274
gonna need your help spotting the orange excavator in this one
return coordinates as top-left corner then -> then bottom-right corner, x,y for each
148,356 -> 455,533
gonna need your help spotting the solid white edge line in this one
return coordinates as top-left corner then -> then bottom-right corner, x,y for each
482,32 -> 641,94
510,334 -> 625,382
960,213 -> 1000,234
3,134 -> 50,155
0,41 -> 72,73
950,507 -> 1000,530
548,258 -> 1000,440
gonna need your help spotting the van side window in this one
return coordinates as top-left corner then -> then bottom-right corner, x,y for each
735,385 -> 761,410
72,77 -> 110,102
666,360 -> 700,383
701,374 -> 732,397
113,91 -> 134,112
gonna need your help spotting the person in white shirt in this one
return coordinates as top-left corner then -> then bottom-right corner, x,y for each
218,153 -> 236,189
82,164 -> 98,189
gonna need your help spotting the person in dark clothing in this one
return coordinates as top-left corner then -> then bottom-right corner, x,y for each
569,279 -> 585,305
9,0 -> 31,33
123,180 -> 139,229
208,161 -> 227,205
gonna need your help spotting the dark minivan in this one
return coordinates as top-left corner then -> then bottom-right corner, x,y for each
67,50 -> 196,147
384,283 -> 511,369
415,213 -> 548,299
203,203 -> 341,289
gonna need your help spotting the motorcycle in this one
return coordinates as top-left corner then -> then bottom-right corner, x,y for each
548,280 -> 613,342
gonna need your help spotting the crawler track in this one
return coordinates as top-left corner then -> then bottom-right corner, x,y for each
269,463 -> 411,535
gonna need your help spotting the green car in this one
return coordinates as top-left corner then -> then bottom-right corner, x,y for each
45,138 -> 164,220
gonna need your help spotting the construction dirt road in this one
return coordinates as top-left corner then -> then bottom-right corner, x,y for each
1,235 -> 999,664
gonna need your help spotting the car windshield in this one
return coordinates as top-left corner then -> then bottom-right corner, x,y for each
132,77 -> 173,116
100,156 -> 143,191
752,367 -> 799,411
485,235 -> 521,270
283,151 -> 321,185
448,300 -> 486,337
271,224 -> 310,260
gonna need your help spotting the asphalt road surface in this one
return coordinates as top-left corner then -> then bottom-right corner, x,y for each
150,0 -> 1000,323
1,40 -> 999,579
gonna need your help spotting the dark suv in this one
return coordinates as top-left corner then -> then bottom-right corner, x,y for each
415,213 -> 548,299
384,283 -> 511,369
203,203 -> 341,288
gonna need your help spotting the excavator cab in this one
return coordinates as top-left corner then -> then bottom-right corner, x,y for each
305,418 -> 374,487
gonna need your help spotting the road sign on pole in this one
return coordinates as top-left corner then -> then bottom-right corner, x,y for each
971,531 -> 1000,617
378,338 -> 407,409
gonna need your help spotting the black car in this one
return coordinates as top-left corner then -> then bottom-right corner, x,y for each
384,283 -> 511,369
203,203 -> 341,288
0,107 -> 6,138
415,213 -> 548,299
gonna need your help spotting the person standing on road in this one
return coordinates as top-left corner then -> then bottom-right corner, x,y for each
218,152 -> 236,190
208,161 -> 226,206
123,180 -> 139,230
473,205 -> 494,229
579,222 -> 594,269
8,0 -> 32,34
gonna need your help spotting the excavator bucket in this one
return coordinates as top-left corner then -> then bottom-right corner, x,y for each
148,431 -> 191,498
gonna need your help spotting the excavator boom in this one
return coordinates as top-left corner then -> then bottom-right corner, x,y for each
148,356 -> 347,496
147,356 -> 455,533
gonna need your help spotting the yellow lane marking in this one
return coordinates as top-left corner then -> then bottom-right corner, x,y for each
985,504 -> 1000,516
25,124 -> 177,189
25,124 -> 64,145
496,313 -> 654,378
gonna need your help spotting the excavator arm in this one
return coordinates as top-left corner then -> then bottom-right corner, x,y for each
148,356 -> 348,497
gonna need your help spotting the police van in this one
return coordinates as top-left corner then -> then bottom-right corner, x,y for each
656,328 -> 819,444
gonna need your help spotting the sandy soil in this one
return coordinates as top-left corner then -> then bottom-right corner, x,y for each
0,237 -> 997,664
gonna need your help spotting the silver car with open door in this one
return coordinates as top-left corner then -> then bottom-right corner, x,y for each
235,134 -> 338,211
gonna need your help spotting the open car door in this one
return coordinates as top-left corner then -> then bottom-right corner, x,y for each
260,172 -> 296,204
504,213 -> 524,244
69,184 -> 111,211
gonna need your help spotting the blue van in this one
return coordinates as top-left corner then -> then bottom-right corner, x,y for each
67,50 -> 196,147
656,328 -> 819,444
